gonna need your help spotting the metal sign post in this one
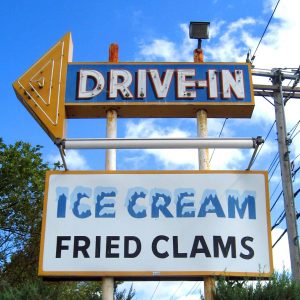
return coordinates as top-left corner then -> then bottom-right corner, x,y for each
102,43 -> 119,300
194,47 -> 215,300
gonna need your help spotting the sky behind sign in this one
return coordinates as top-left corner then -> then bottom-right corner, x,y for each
2,0 -> 300,298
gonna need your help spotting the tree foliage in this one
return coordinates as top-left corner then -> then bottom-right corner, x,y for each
0,138 -> 48,271
215,271 -> 300,300
0,139 -> 134,299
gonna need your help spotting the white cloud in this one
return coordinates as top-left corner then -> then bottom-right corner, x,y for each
124,119 -> 197,169
135,0 -> 300,172
205,17 -> 257,62
48,149 -> 89,170
138,23 -> 195,62
124,119 -> 249,170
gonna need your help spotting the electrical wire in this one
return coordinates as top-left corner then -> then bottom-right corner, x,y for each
270,190 -> 283,212
272,210 -> 286,230
292,153 -> 300,163
268,160 -> 280,182
185,282 -> 201,297
269,158 -> 300,214
209,118 -> 227,164
250,0 -> 281,64
268,152 -> 279,173
150,282 -> 160,300
272,228 -> 287,248
251,121 -> 276,167
169,281 -> 184,300
258,93 -> 274,106
270,180 -> 282,200
284,65 -> 300,104
272,212 -> 300,248
291,130 -> 300,141
288,119 -> 300,138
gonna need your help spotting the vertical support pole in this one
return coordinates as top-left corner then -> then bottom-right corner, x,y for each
272,70 -> 300,282
102,43 -> 119,300
194,46 -> 215,300
197,110 -> 209,169
105,109 -> 117,170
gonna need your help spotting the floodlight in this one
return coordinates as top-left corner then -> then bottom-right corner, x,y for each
189,21 -> 210,49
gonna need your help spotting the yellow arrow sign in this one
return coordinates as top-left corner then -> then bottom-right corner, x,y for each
13,33 -> 73,141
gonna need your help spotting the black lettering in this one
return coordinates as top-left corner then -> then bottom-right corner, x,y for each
173,236 -> 187,258
56,236 -> 71,258
190,236 -> 211,257
124,236 -> 141,258
95,236 -> 101,258
240,236 -> 254,259
73,236 -> 90,258
213,236 -> 236,258
106,236 -> 120,258
152,235 -> 169,258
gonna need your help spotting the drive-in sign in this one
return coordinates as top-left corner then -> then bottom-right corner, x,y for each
39,170 -> 273,278
13,33 -> 254,142
65,62 -> 254,119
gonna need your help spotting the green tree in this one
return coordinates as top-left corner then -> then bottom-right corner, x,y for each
0,139 -> 48,274
215,271 -> 300,300
0,139 -> 134,299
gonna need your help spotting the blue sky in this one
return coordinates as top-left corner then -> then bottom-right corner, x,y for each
2,0 -> 300,298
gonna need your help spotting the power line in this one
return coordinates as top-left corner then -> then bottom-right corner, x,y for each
284,65 -> 300,104
258,93 -> 274,106
270,180 -> 282,200
251,120 -> 276,167
270,190 -> 283,212
272,228 -> 287,248
291,130 -> 300,141
209,118 -> 227,164
268,152 -> 279,173
150,281 -> 160,300
268,160 -> 280,182
270,160 -> 300,212
250,0 -> 281,64
272,212 -> 300,248
293,153 -> 300,162
288,119 -> 300,138
272,210 -> 286,230
170,281 -> 184,300
185,281 -> 201,297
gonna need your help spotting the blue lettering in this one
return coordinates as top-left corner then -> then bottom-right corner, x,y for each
198,189 -> 225,218
227,190 -> 256,219
95,187 -> 116,218
71,187 -> 92,218
56,187 -> 69,218
126,187 -> 147,218
151,189 -> 173,218
175,188 -> 195,217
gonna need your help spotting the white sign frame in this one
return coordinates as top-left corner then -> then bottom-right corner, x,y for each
39,170 -> 273,278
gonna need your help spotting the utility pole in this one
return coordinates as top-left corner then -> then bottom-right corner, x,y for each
272,69 -> 300,282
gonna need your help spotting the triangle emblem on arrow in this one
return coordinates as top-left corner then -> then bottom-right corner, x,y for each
29,59 -> 54,106
13,33 -> 73,141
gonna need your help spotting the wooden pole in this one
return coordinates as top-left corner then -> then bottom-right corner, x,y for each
194,48 -> 215,300
102,43 -> 119,300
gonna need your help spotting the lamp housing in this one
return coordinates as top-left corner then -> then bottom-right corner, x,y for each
189,21 -> 210,40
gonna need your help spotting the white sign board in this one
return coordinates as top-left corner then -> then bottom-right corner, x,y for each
39,171 -> 273,278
